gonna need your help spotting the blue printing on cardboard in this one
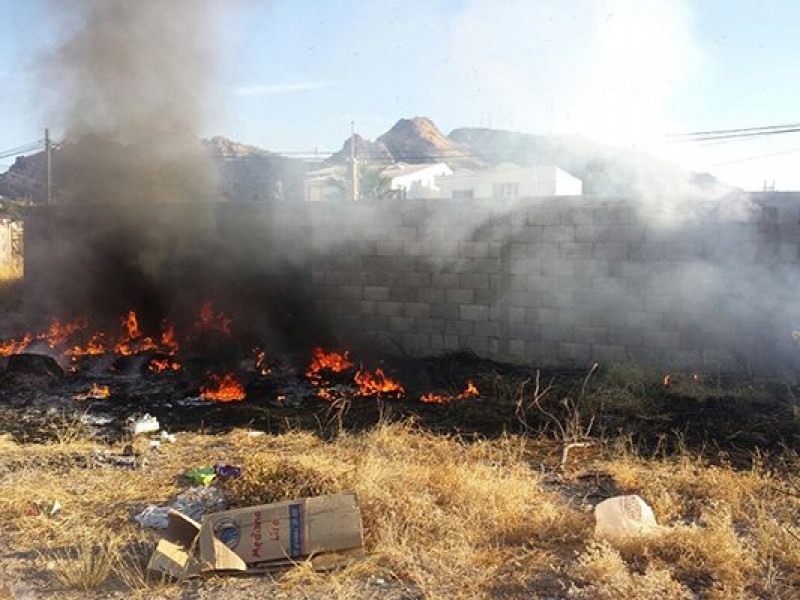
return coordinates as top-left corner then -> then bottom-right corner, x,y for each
289,503 -> 303,556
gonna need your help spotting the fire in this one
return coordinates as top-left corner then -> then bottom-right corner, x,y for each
73,382 -> 110,400
305,347 -> 353,383
0,333 -> 33,357
149,357 -> 181,373
193,301 -> 232,335
200,372 -> 246,402
458,380 -> 479,399
421,381 -> 480,404
662,374 -> 670,386
160,323 -> 180,355
66,332 -> 109,360
253,348 -> 271,376
43,317 -> 87,348
354,368 -> 404,397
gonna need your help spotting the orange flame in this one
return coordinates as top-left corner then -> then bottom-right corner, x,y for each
0,333 -> 33,357
662,374 -> 670,386
253,348 -> 271,376
160,323 -> 180,355
354,368 -> 404,397
43,317 -> 87,348
73,382 -> 111,400
305,347 -> 354,383
421,381 -> 480,403
200,372 -> 246,402
149,357 -> 181,373
193,301 -> 232,335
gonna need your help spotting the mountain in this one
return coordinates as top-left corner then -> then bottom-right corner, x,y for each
326,117 -> 482,168
0,136 -> 311,203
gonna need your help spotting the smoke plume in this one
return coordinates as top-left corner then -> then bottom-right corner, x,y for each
40,0 -> 220,204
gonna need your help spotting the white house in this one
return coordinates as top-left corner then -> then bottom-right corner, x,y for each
435,164 -> 582,199
382,162 -> 453,199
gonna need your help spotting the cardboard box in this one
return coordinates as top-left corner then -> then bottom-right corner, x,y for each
147,492 -> 364,578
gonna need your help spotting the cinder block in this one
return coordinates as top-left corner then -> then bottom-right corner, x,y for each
559,342 -> 592,363
389,287 -> 418,302
337,285 -> 362,300
526,307 -> 559,325
509,307 -> 526,323
359,301 -> 376,316
508,339 -> 526,357
541,260 -> 576,277
402,333 -> 430,352
417,317 -> 445,334
403,302 -> 432,318
591,344 -> 628,363
560,242 -> 593,259
432,273 -> 460,288
430,303 -> 459,320
446,289 -> 475,304
463,335 -> 489,353
575,226 -> 612,243
447,320 -> 474,336
507,322 -> 541,340
470,259 -> 503,274
376,301 -> 404,317
640,330 -> 680,350
417,288 -> 445,303
541,323 -> 572,342
473,289 -> 496,304
543,226 -> 576,243
525,341 -> 560,363
460,304 -> 490,321
592,243 -> 629,260
460,273 -> 490,289
473,321 -> 501,337
557,310 -> 592,327
363,286 -> 390,301
404,272 -> 432,288
389,317 -> 415,333
460,242 -> 491,258
574,326 -> 609,344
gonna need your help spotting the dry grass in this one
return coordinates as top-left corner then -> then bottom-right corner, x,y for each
1,418 -> 799,598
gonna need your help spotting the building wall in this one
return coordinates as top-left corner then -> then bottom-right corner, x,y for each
23,194 -> 800,373
309,194 -> 800,373
390,164 -> 453,199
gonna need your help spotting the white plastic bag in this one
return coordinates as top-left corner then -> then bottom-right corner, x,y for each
594,494 -> 660,538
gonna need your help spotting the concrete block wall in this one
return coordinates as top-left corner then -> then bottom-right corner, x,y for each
310,194 -> 800,373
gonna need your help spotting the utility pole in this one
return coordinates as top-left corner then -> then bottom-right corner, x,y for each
45,128 -> 53,205
348,121 -> 359,202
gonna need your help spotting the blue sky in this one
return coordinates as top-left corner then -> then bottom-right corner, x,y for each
1,0 -> 800,190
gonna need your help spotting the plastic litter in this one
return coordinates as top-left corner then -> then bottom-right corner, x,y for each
184,466 -> 217,486
213,463 -> 242,479
134,486 -> 227,529
160,431 -> 177,443
127,413 -> 160,435
594,494 -> 660,538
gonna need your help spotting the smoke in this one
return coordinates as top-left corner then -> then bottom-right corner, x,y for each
39,0 -> 221,204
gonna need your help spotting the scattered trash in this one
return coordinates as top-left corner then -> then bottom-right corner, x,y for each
213,463 -> 242,479
26,499 -> 62,518
80,413 -> 114,426
72,382 -> 111,400
594,494 -> 661,538
148,440 -> 161,450
92,449 -> 139,470
184,466 -> 217,486
245,430 -> 265,438
160,431 -> 177,443
147,493 -> 364,578
127,413 -> 160,435
135,486 -> 227,530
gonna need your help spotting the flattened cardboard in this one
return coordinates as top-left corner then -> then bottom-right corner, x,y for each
147,493 -> 363,578
198,493 -> 363,570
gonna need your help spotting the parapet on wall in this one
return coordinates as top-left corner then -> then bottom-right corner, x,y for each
310,193 -> 800,374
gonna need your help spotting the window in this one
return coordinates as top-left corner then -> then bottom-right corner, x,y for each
492,182 -> 519,199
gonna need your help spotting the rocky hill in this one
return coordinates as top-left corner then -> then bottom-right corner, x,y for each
326,117 -> 482,169
0,136 -> 311,203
